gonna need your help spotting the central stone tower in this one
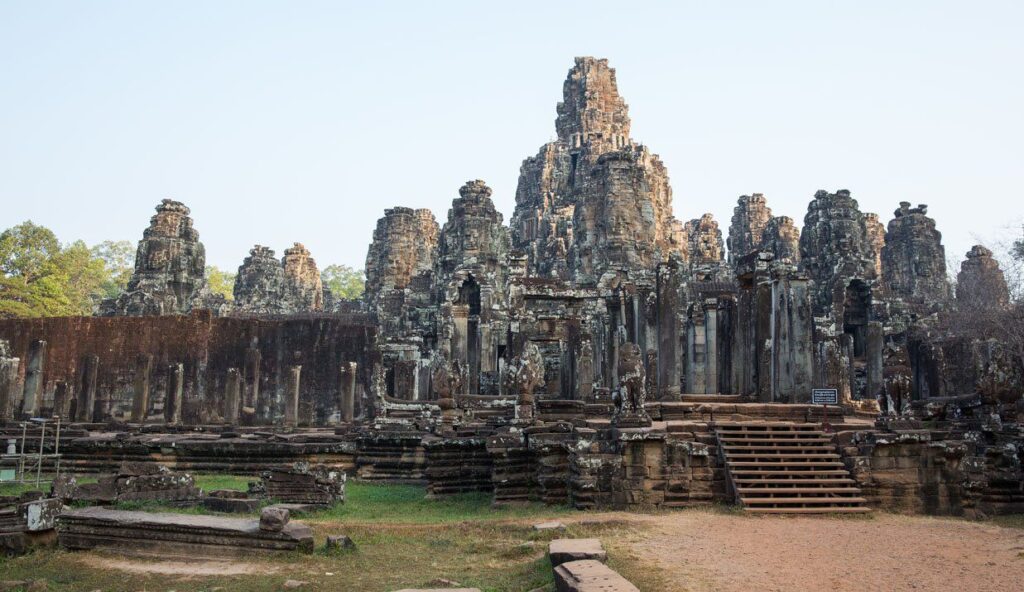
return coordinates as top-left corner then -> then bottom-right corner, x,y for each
511,57 -> 685,283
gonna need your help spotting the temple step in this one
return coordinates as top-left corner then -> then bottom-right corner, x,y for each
745,506 -> 873,514
717,422 -> 870,515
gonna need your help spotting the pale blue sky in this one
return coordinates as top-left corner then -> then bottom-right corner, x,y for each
2,1 -> 1022,272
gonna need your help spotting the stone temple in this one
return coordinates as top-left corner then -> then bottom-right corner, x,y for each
0,57 -> 1021,517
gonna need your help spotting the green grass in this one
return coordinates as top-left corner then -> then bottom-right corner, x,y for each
0,475 -> 96,498
310,483 -> 571,523
0,475 -> 602,592
0,481 -> 48,497
194,473 -> 254,492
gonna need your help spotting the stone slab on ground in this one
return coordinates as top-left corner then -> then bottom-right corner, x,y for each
533,520 -> 566,531
554,559 -> 639,592
57,506 -> 313,558
549,538 -> 607,566
202,496 -> 261,513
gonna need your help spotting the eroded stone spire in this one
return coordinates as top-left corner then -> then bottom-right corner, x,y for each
956,245 -> 1009,309
364,207 -> 439,302
727,194 -> 773,264
555,57 -> 632,152
513,57 -> 684,281
282,243 -> 324,312
234,245 -> 287,314
881,202 -> 950,304
102,199 -> 224,316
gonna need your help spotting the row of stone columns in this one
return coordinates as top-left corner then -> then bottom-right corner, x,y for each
0,340 -> 360,427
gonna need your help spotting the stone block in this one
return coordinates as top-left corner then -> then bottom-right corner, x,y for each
325,534 -> 355,551
549,538 -> 607,567
553,559 -> 639,592
259,507 -> 289,532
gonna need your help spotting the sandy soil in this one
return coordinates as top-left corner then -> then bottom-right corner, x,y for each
78,554 -> 279,576
625,511 -> 1024,592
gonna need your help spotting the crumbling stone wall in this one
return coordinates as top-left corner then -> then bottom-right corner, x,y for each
0,312 -> 374,425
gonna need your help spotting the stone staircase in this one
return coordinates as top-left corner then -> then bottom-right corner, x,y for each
716,422 -> 870,514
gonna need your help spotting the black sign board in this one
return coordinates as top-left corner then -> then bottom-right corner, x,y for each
812,388 -> 838,405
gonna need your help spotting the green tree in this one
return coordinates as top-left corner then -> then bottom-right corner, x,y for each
54,240 -> 110,312
91,240 -> 135,299
321,264 -> 365,300
0,221 -> 116,317
0,220 -> 62,281
206,265 -> 236,301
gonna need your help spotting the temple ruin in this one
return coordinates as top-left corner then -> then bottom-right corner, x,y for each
0,57 -> 1021,519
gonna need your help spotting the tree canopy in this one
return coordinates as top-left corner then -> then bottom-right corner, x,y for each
322,264 -> 365,300
0,221 -> 133,318
205,265 -> 236,301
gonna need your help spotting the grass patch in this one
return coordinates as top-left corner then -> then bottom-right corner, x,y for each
309,483 -> 571,524
0,475 -> 97,497
194,473 -> 253,492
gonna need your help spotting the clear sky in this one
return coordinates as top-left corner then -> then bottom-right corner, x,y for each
2,1 -> 1022,272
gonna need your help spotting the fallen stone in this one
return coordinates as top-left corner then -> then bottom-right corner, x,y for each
264,502 -> 320,516
549,538 -> 607,567
58,507 -> 313,558
553,559 -> 639,592
282,580 -> 307,589
259,507 -> 289,532
533,520 -> 566,532
324,534 -> 355,551
262,463 -> 345,506
426,579 -> 463,587
0,532 -> 26,557
202,496 -> 261,514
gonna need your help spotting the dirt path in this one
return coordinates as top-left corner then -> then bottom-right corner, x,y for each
78,554 -> 279,576
625,511 -> 1024,592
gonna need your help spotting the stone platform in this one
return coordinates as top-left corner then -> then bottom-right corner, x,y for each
58,507 -> 314,558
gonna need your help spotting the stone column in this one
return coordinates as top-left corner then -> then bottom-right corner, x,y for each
53,381 -> 71,420
394,360 -> 418,400
866,321 -> 884,401
451,305 -> 469,375
21,340 -> 47,417
224,368 -> 241,425
840,333 -> 855,403
244,348 -> 261,424
577,337 -> 595,401
685,313 -> 704,394
704,301 -> 719,394
0,350 -> 20,422
340,362 -> 357,422
656,263 -> 681,401
131,354 -> 153,423
165,363 -> 184,425
77,355 -> 99,422
285,365 -> 301,427
754,283 -> 773,401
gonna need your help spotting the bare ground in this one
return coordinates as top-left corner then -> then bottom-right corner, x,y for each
77,554 -> 280,577
619,510 -> 1024,592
